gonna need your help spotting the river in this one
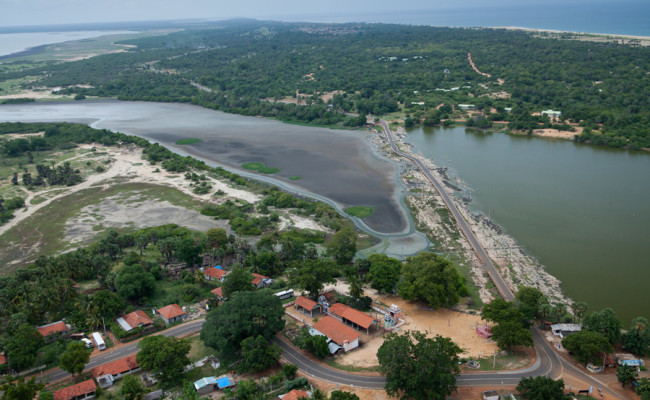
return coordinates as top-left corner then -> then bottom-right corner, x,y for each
405,126 -> 650,325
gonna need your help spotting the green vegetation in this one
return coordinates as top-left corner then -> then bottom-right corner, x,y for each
378,331 -> 462,400
2,21 -> 648,149
288,176 -> 302,180
175,138 -> 202,145
344,206 -> 375,218
517,376 -> 570,400
241,162 -> 280,174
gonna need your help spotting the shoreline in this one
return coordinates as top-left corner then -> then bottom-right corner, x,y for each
497,25 -> 650,41
371,123 -> 570,305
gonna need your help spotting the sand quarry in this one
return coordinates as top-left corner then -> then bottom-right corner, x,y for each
319,282 -> 499,369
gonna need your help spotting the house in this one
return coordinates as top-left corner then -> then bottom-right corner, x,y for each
252,273 -> 273,288
204,267 -> 228,282
483,390 -> 499,400
211,287 -> 224,300
279,389 -> 311,400
92,354 -> 140,388
616,354 -> 644,367
551,323 -> 581,339
144,390 -> 164,400
116,310 -> 153,332
541,109 -> 562,119
458,104 -> 475,110
194,375 -> 234,395
476,326 -> 493,339
294,296 -> 320,317
37,321 -> 70,340
0,354 -> 6,366
53,379 -> 97,400
312,316 -> 361,353
156,304 -> 187,325
328,303 -> 377,334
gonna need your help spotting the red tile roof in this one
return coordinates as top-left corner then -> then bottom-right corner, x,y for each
313,316 -> 360,346
282,389 -> 310,400
295,296 -> 318,311
252,273 -> 269,286
157,304 -> 186,320
328,303 -> 376,330
92,354 -> 139,378
53,379 -> 96,400
37,321 -> 68,337
205,267 -> 228,280
211,287 -> 224,298
0,354 -> 6,365
122,310 -> 153,329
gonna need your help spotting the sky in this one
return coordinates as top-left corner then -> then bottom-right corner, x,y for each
0,0 -> 609,27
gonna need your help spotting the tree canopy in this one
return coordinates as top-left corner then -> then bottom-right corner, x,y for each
377,331 -> 462,400
397,252 -> 463,309
623,317 -> 650,356
367,254 -> 401,293
238,335 -> 282,373
136,335 -> 191,386
582,308 -> 622,344
516,376 -> 569,400
59,341 -> 91,376
200,290 -> 285,361
561,330 -> 613,364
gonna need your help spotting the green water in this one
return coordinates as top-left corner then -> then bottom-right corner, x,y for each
406,126 -> 650,325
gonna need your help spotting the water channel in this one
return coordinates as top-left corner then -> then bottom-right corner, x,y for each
405,126 -> 650,324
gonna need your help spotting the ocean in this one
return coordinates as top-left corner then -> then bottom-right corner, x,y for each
280,1 -> 650,37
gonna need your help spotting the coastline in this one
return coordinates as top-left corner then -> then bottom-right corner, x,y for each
370,124 -> 570,305
497,26 -> 650,45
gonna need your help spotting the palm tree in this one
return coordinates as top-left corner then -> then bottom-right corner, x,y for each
538,303 -> 553,327
573,302 -> 588,323
553,303 -> 567,323
311,388 -> 327,400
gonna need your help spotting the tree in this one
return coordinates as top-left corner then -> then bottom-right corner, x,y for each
120,375 -> 146,400
561,330 -> 613,364
200,290 -> 285,361
0,377 -> 45,400
59,341 -> 91,376
206,228 -> 228,250
177,237 -> 204,269
617,365 -> 639,388
516,376 -> 568,400
330,391 -> 360,400
583,308 -> 622,344
221,266 -> 254,298
238,335 -> 282,373
137,335 -> 191,386
6,323 -> 43,371
570,301 -> 588,323
367,254 -> 401,293
346,271 -> 364,300
91,290 -> 125,319
622,317 -> 650,356
538,303 -> 553,324
553,303 -> 567,323
482,299 -> 525,325
326,227 -> 357,265
397,252 -> 462,309
282,363 -> 298,380
114,264 -> 156,301
291,258 -> 337,299
636,378 -> 650,400
491,321 -> 533,351
377,331 -> 462,400
515,286 -> 546,321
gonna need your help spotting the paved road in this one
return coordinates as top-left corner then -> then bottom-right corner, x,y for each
36,320 -> 204,384
379,120 -> 514,301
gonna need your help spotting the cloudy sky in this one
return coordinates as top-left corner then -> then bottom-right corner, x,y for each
0,0 -> 615,27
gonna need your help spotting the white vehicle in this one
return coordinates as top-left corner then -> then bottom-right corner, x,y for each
274,289 -> 294,300
91,332 -> 106,351
81,338 -> 94,349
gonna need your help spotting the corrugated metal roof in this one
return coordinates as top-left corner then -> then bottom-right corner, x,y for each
194,376 -> 218,390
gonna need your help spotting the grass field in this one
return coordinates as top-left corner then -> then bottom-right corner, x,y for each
0,182 -> 204,273
241,162 -> 280,174
344,206 -> 375,218
175,138 -> 202,145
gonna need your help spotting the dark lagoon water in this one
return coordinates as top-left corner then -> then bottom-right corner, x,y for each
0,100 -> 415,237
405,126 -> 650,325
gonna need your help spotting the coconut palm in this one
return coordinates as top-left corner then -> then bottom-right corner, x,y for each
538,303 -> 553,326
553,303 -> 567,323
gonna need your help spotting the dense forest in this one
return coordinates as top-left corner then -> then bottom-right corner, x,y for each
1,20 -> 648,148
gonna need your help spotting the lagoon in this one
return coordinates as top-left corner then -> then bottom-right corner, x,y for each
405,126 -> 650,324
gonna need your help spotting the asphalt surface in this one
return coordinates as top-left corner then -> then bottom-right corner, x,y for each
379,120 -> 514,301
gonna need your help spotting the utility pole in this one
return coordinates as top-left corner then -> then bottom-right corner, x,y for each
102,316 -> 106,336
493,350 -> 497,369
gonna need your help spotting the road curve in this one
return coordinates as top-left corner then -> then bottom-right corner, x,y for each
379,120 -> 514,301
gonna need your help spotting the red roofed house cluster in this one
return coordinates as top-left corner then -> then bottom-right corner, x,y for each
157,304 -> 187,325
92,354 -> 140,388
294,296 -> 320,317
53,378 -> 96,400
204,267 -> 229,282
328,303 -> 377,334
312,316 -> 361,352
115,310 -> 154,332
37,321 -> 70,342
252,273 -> 273,288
